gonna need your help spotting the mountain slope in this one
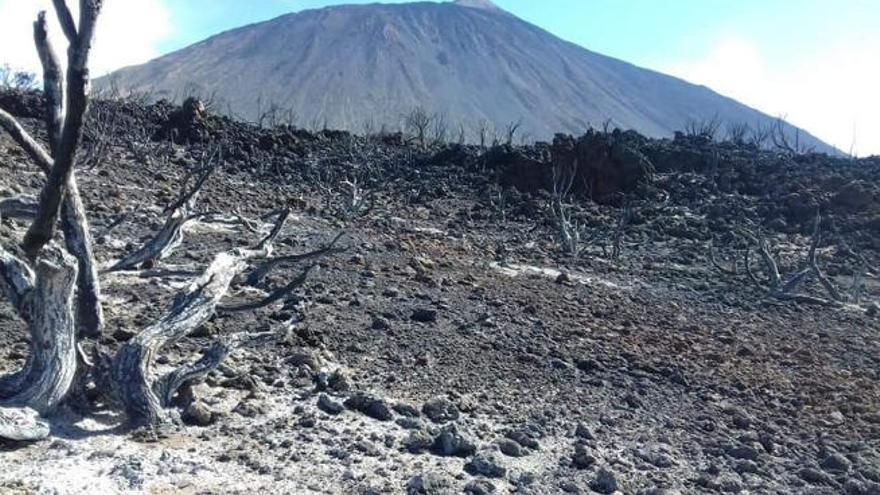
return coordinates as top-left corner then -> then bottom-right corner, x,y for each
100,0 -> 833,152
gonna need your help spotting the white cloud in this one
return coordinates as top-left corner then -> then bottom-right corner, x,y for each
661,35 -> 880,156
0,0 -> 171,77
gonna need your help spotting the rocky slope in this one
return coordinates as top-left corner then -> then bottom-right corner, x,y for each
99,0 -> 833,153
0,93 -> 878,494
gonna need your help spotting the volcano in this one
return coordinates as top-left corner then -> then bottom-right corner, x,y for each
100,0 -> 832,151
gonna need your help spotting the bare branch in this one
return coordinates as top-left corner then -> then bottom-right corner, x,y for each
51,0 -> 78,43
743,247 -> 767,290
22,0 -> 103,258
220,264 -> 315,313
108,151 -> 222,272
105,207 -> 189,272
254,209 -> 290,251
34,11 -> 65,151
727,214 -> 859,308
505,120 -> 522,146
708,241 -> 737,276
163,146 -> 220,215
0,109 -> 52,173
550,154 -> 584,257
245,231 -> 345,288
154,329 -> 283,408
0,245 -> 79,415
611,205 -> 632,261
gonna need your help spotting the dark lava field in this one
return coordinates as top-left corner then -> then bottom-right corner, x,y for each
1,92 -> 878,494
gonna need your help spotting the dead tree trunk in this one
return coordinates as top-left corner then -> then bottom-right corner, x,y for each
112,212 -> 288,428
0,245 -> 78,419
36,9 -> 104,337
0,9 -> 104,337
23,2 -> 101,260
60,181 -> 103,337
0,1 -> 103,441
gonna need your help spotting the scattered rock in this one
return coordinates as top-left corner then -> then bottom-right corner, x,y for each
181,401 -> 214,427
832,180 -> 878,212
285,351 -> 322,372
576,359 -> 602,373
464,479 -> 496,494
404,430 -> 435,454
371,317 -> 391,330
354,440 -> 380,457
328,369 -> 351,392
574,423 -> 594,440
411,308 -> 438,323
634,446 -> 675,468
623,393 -> 642,409
298,414 -> 316,428
799,467 -> 833,485
820,452 -> 852,473
497,438 -> 525,457
422,397 -> 460,423
317,394 -> 344,415
560,481 -> 582,493
431,424 -> 477,457
407,473 -> 451,495
725,444 -> 760,461
550,358 -> 572,369
464,452 -> 507,478
397,417 -> 424,430
344,393 -> 393,421
731,412 -> 752,430
394,403 -> 421,417
572,444 -> 596,469
734,460 -> 759,474
590,468 -> 619,494
507,429 -> 540,450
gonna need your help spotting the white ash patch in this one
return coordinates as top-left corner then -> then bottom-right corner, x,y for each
489,262 -> 632,291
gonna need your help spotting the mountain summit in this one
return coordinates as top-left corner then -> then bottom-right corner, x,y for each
452,0 -> 504,12
101,1 -> 831,151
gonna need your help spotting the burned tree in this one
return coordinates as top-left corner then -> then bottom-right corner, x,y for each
711,214 -> 873,308
110,211 -> 291,428
0,7 -> 103,337
405,107 -> 432,149
550,154 -> 584,258
106,144 -> 220,272
0,1 -> 331,440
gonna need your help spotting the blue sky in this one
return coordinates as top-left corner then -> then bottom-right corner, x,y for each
1,0 -> 878,154
156,1 -> 877,71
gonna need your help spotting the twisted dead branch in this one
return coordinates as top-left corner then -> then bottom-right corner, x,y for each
106,146 -> 219,272
711,214 -> 872,309
244,231 -> 345,288
550,155 -> 584,257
